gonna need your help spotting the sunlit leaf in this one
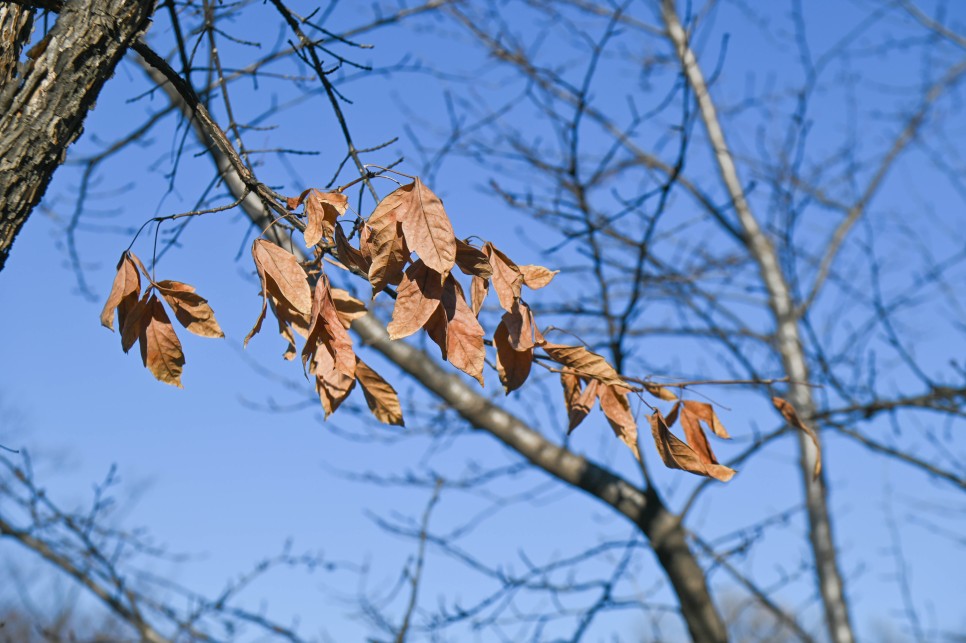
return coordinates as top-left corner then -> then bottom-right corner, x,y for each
387,260 -> 443,340
304,272 -> 355,379
393,179 -> 457,276
542,342 -> 625,387
439,275 -> 485,384
330,288 -> 367,329
366,191 -> 409,296
355,358 -> 404,426
100,252 -> 141,332
519,264 -> 558,290
303,190 -> 348,247
334,223 -> 370,275
470,275 -> 488,317
156,280 -> 224,339
494,320 -> 532,393
568,378 -> 599,433
599,385 -> 640,460
455,238 -> 493,279
773,397 -> 822,479
252,239 -> 312,315
138,295 -> 185,388
649,411 -> 735,482
482,242 -> 523,312
643,382 -> 678,401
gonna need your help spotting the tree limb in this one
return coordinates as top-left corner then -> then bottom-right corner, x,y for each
0,0 -> 155,272
660,2 -> 854,641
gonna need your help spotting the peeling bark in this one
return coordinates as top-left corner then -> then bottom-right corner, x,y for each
0,0 -> 154,272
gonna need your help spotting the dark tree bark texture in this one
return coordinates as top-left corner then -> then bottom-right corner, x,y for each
0,5 -> 32,87
0,0 -> 154,272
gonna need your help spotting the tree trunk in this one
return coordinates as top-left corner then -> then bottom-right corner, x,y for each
0,0 -> 154,273
660,2 -> 855,641
0,4 -> 32,89
351,312 -> 730,643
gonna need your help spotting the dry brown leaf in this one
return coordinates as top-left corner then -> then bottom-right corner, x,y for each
359,224 -> 373,263
334,223 -> 370,275
643,382 -> 678,401
482,242 -> 523,312
315,345 -> 356,417
138,295 -> 185,388
244,287 -> 268,347
568,378 -> 599,433
670,401 -> 730,469
773,397 -> 822,479
440,275 -> 485,384
387,260 -> 443,340
265,283 -> 311,338
455,239 -> 493,279
501,299 -> 537,351
470,275 -> 489,317
665,401 -> 681,427
599,385 -> 640,460
366,193 -> 409,296
156,280 -> 224,339
561,372 -> 582,416
303,273 -> 355,379
541,342 -> 625,388
252,239 -> 312,316
303,190 -> 348,247
682,400 -> 730,439
494,320 -> 532,394
355,358 -> 404,426
248,240 -> 311,345
121,292 -> 152,354
424,305 -> 448,360
302,290 -> 328,371
649,411 -> 735,482
679,404 -> 718,466
277,314 -> 297,361
100,253 -> 141,331
519,264 -> 558,290
330,288 -> 367,328
286,188 -> 312,211
127,252 -> 152,280
393,179 -> 456,276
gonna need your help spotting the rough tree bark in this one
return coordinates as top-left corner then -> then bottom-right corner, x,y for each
0,5 -> 31,87
0,0 -> 154,272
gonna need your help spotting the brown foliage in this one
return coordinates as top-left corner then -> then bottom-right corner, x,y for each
101,251 -> 221,386
494,320 -> 532,393
103,175 -> 769,479
356,358 -> 404,426
387,260 -> 444,340
139,295 -> 185,388
650,410 -> 735,482
288,189 -> 349,247
773,397 -> 822,479
542,342 -> 625,388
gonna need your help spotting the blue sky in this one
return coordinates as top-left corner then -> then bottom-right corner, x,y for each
2,1 -> 965,641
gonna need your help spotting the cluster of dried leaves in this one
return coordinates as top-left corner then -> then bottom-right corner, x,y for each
100,177 -> 821,481
100,251 -> 223,388
244,237 -> 401,425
